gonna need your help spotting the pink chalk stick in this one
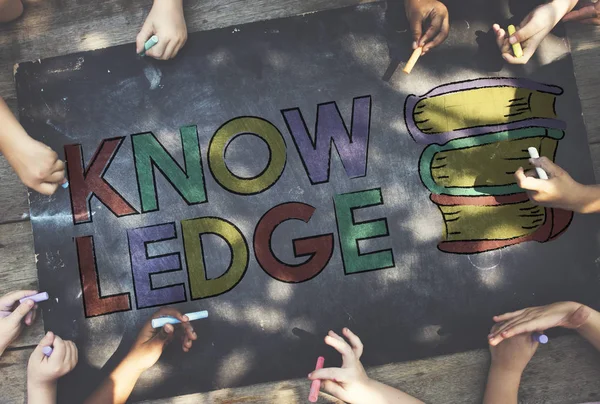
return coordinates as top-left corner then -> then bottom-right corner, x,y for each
19,292 -> 49,304
309,356 -> 325,402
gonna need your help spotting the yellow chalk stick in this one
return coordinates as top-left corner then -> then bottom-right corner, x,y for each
403,47 -> 423,74
507,25 -> 523,58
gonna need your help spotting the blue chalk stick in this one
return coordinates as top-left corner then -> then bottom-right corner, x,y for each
140,35 -> 159,56
62,181 -> 69,189
532,332 -> 548,344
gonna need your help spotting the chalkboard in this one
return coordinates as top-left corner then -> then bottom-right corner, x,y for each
15,2 -> 600,401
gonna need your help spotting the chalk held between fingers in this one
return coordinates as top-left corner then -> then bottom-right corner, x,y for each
42,346 -> 53,357
532,332 -> 549,344
151,310 -> 208,329
141,35 -> 159,56
403,47 -> 423,74
308,356 -> 325,403
527,147 -> 549,179
507,25 -> 523,58
19,292 -> 49,304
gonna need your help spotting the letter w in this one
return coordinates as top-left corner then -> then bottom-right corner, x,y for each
281,95 -> 371,184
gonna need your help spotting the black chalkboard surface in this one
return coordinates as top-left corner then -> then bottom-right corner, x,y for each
15,2 -> 600,401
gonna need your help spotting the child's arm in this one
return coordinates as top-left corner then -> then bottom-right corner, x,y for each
514,156 -> 600,214
85,307 -> 196,404
0,97 -> 65,195
0,290 -> 38,356
136,0 -> 188,60
308,328 -> 424,404
562,1 -> 600,25
403,0 -> 449,55
492,0 -> 579,64
488,301 -> 600,351
483,328 -> 538,404
27,332 -> 78,404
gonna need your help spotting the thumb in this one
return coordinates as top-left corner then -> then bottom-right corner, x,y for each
136,22 -> 154,54
514,167 -> 543,192
31,331 -> 55,360
509,21 -> 541,44
530,156 -> 565,178
8,300 -> 35,326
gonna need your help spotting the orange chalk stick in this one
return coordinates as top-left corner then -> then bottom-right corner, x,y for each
403,47 -> 423,74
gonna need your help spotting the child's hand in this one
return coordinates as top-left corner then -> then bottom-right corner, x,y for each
3,134 -> 65,195
563,1 -> 600,25
308,328 -> 377,404
489,325 -> 538,375
0,290 -> 38,354
0,0 -> 24,23
514,156 -> 593,212
28,332 -> 78,388
488,301 -> 590,346
404,0 -> 449,55
492,0 -> 573,64
125,307 -> 197,373
136,0 -> 187,60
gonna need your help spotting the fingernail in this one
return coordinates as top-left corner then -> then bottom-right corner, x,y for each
182,315 -> 189,322
412,41 -> 417,49
308,373 -> 312,378
509,36 -> 517,44
25,299 -> 34,307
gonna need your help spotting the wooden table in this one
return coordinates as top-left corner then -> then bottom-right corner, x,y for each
0,1 -> 599,402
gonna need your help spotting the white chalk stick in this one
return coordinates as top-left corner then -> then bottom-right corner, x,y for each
527,147 -> 548,180
151,310 -> 208,329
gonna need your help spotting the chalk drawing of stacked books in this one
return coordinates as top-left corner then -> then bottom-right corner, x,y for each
404,78 -> 573,254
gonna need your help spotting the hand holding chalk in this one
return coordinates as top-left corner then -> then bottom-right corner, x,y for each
308,329 -> 384,403
405,0 -> 450,54
513,156 -> 590,212
126,307 -> 198,372
488,326 -> 538,375
136,0 -> 188,59
489,302 -> 591,347
3,132 -> 66,195
0,290 -> 40,351
28,332 -> 78,388
494,2 -> 567,64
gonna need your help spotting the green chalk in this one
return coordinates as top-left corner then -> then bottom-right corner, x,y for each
141,35 -> 159,56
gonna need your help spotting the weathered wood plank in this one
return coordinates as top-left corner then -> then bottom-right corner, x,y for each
0,155 -> 29,224
2,335 -> 599,404
0,221 -> 44,347
567,24 -> 600,144
0,348 -> 29,404
0,0 -> 378,100
0,1 -> 599,403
